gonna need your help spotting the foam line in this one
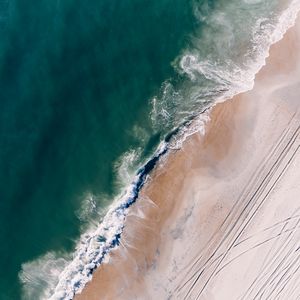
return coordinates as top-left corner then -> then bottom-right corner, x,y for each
49,1 -> 300,299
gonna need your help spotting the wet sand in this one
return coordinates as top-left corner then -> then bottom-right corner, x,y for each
75,12 -> 300,300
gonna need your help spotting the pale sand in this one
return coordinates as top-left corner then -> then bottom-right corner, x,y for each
75,13 -> 300,300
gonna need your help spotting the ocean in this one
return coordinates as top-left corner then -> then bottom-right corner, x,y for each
0,0 -> 298,299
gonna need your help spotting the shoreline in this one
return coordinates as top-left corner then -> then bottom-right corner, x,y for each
75,7 -> 300,300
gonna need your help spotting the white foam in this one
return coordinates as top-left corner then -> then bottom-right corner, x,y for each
75,192 -> 98,222
169,110 -> 211,150
151,0 -> 300,147
20,1 -> 300,299
114,148 -> 141,187
44,141 -> 167,300
151,0 -> 300,137
19,252 -> 69,300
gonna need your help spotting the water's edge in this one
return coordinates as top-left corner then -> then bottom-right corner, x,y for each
49,1 -> 300,299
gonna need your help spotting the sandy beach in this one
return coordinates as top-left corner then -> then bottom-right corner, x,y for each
75,10 -> 300,300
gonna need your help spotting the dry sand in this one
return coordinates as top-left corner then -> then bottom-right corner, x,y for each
75,11 -> 300,300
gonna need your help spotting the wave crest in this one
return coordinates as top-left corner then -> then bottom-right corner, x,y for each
20,1 -> 300,299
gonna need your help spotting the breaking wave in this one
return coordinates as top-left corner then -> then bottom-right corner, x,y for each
19,0 -> 300,299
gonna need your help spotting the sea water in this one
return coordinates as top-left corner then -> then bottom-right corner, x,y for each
0,0 -> 299,299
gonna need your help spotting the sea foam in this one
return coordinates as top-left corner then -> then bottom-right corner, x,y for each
20,1 -> 300,299
151,0 -> 300,136
44,142 -> 168,299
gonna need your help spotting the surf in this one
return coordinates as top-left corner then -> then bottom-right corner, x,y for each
19,0 -> 300,299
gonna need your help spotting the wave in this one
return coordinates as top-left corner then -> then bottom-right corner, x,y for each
48,142 -> 168,299
19,253 -> 69,300
151,0 -> 300,134
20,1 -> 300,299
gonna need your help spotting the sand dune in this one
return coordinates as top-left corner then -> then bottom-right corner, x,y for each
75,11 -> 300,300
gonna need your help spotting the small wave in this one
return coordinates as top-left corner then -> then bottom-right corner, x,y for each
75,192 -> 99,223
19,252 -> 69,300
46,142 -> 168,299
114,148 -> 142,188
151,0 -> 300,134
168,109 -> 211,150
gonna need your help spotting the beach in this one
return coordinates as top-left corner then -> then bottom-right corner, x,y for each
75,9 -> 300,300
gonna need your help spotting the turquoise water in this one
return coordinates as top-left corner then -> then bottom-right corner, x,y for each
0,0 -> 296,299
0,0 -> 195,299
